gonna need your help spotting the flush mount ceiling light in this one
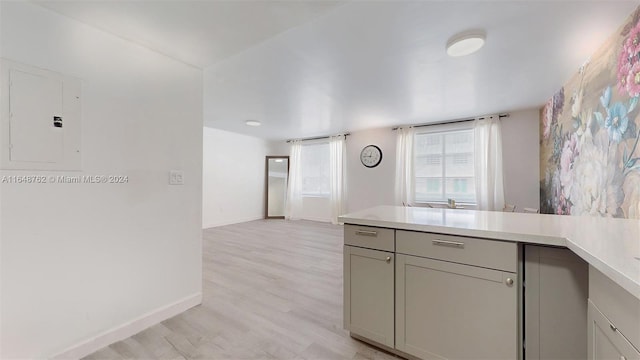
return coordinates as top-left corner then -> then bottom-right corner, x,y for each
446,30 -> 486,57
245,120 -> 261,127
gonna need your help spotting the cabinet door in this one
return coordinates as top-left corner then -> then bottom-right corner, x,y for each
395,254 -> 518,359
344,245 -> 394,348
588,300 -> 640,360
524,245 -> 588,360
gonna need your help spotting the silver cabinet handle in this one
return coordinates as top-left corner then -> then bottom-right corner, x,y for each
385,256 -> 392,263
355,230 -> 378,237
610,324 -> 618,332
432,239 -> 465,248
505,278 -> 514,287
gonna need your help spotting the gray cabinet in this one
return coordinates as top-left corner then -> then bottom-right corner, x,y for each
588,300 -> 640,359
342,222 -> 640,360
588,266 -> 640,360
343,245 -> 395,348
524,245 -> 589,359
395,253 -> 518,359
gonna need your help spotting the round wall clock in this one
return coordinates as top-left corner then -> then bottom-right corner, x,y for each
360,145 -> 383,168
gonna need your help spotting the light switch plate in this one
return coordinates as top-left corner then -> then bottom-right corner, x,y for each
169,170 -> 184,185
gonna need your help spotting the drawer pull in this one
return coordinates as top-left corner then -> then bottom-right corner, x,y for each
432,239 -> 465,248
355,230 -> 378,237
385,256 -> 392,263
610,323 -> 618,332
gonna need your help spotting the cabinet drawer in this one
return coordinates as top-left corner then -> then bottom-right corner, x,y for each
344,225 -> 394,252
396,230 -> 517,272
588,300 -> 640,359
589,266 -> 640,350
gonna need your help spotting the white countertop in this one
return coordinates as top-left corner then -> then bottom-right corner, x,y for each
339,206 -> 640,300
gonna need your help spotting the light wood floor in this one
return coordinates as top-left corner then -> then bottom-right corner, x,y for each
84,220 -> 398,360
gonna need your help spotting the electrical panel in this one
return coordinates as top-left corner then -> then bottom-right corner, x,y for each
1,58 -> 81,170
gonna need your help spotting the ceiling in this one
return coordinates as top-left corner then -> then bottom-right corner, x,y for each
35,1 -> 640,141
35,0 -> 346,68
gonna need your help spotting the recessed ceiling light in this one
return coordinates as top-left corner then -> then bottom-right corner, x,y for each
245,120 -> 261,127
274,159 -> 284,163
446,30 -> 486,57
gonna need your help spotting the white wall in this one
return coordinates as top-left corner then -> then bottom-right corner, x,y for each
0,3 -> 203,358
300,197 -> 332,222
501,109 -> 541,210
346,127 -> 397,213
270,141 -> 291,156
202,127 -> 272,228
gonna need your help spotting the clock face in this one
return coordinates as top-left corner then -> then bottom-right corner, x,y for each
360,145 -> 382,168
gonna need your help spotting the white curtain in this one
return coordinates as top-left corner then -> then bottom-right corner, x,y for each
285,140 -> 304,220
329,135 -> 346,224
394,127 -> 415,206
474,115 -> 505,211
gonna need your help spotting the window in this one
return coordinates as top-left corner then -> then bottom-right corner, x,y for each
301,142 -> 330,196
414,129 -> 475,203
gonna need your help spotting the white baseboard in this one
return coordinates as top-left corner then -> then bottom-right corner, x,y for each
300,216 -> 331,223
52,292 -> 202,360
203,215 -> 263,229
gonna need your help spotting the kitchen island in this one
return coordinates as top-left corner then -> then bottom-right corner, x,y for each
339,206 -> 640,360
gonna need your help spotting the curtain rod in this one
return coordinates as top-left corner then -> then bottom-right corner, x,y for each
286,133 -> 350,143
391,113 -> 510,130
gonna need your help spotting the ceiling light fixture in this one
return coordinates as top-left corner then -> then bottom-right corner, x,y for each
274,159 -> 284,163
446,30 -> 486,57
245,120 -> 261,127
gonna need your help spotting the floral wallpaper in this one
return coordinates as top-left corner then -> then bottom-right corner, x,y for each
540,7 -> 640,219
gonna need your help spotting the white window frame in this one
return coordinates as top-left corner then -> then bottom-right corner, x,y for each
412,123 -> 476,205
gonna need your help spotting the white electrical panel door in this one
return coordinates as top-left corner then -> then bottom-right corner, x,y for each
9,69 -> 64,163
1,58 -> 82,170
